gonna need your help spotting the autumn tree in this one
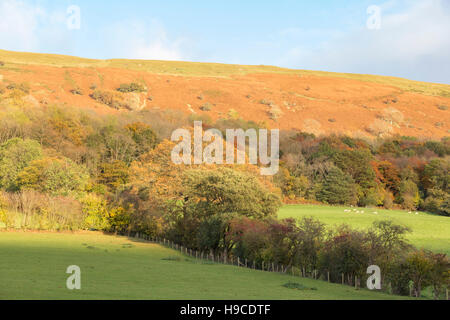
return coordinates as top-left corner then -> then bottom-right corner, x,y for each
0,138 -> 43,191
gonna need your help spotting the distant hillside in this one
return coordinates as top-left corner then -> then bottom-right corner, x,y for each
1,49 -> 449,138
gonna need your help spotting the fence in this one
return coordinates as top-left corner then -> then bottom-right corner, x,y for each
123,231 -> 367,290
120,231 -> 449,300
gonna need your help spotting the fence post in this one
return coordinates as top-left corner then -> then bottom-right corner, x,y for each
327,272 -> 330,283
342,273 -> 344,285
253,260 -> 255,269
262,261 -> 264,271
238,257 -> 240,267
245,259 -> 247,268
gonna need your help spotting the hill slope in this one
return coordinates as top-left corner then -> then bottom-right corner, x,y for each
0,49 -> 449,138
0,232 -> 411,300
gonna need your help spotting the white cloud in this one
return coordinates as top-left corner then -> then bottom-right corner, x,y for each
278,0 -> 450,84
103,20 -> 186,61
0,1 -> 186,61
0,0 -> 41,51
0,0 -> 75,53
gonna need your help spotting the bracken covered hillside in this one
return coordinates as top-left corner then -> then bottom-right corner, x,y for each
0,49 -> 449,138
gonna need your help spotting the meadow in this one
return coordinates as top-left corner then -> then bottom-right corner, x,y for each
279,205 -> 450,255
0,231 -> 412,300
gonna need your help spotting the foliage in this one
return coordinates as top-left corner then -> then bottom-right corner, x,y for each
17,157 -> 89,196
0,138 -> 43,191
117,82 -> 146,93
317,167 -> 357,205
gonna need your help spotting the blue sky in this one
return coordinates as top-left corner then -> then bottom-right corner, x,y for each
1,0 -> 449,83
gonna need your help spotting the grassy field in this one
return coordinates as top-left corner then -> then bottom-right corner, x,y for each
1,49 -> 449,97
279,205 -> 450,255
0,231 -> 412,300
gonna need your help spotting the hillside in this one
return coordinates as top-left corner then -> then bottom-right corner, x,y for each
1,49 -> 449,139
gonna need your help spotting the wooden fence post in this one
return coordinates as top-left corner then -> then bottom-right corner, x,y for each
342,273 -> 344,285
327,272 -> 330,283
262,261 -> 264,271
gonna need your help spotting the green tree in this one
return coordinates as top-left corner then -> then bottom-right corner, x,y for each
0,138 -> 43,191
125,122 -> 158,158
183,168 -> 282,219
317,167 -> 357,205
17,157 -> 89,196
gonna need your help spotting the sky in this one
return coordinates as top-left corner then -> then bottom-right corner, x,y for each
0,0 -> 449,84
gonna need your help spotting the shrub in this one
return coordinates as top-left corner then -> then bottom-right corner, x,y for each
228,109 -> 239,119
70,88 -> 83,95
200,102 -> 213,111
6,82 -> 30,94
90,90 -> 122,109
117,82 -> 146,93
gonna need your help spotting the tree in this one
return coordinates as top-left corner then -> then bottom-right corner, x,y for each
405,250 -> 434,298
0,138 -> 43,191
319,225 -> 370,284
97,160 -> 129,193
292,217 -> 326,273
427,252 -> 450,300
81,194 -> 109,230
317,167 -> 357,205
376,160 -> 401,194
183,168 -> 282,219
125,122 -> 158,158
17,157 -> 89,196
227,216 -> 271,265
197,213 -> 236,255
397,179 -> 420,210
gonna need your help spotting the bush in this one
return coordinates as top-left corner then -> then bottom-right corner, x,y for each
200,102 -> 213,111
70,88 -> 83,95
90,90 -> 122,109
117,82 -> 146,93
6,82 -> 30,94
